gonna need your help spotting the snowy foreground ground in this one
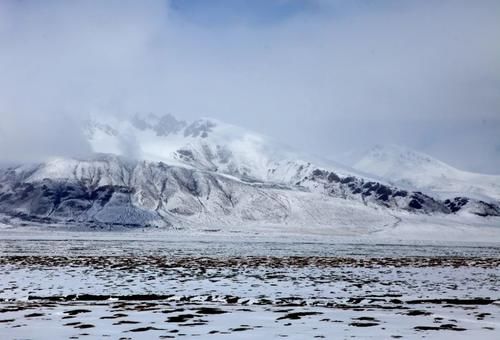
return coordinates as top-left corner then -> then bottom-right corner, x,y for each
0,229 -> 499,339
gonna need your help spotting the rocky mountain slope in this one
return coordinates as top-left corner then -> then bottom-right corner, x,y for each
0,155 -> 395,229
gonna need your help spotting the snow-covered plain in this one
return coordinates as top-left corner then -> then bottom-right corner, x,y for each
0,237 -> 499,339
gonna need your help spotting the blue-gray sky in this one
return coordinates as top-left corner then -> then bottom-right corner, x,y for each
0,0 -> 499,173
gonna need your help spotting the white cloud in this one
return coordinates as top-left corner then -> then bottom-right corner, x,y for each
0,0 -> 499,172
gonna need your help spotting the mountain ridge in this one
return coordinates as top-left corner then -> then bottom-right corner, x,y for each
352,144 -> 500,202
0,114 -> 499,231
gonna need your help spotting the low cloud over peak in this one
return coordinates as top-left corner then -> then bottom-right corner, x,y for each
0,0 -> 499,173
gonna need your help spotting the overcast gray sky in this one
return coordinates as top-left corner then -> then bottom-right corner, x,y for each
0,0 -> 499,173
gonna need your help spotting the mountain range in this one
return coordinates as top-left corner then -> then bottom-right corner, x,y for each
0,113 -> 498,233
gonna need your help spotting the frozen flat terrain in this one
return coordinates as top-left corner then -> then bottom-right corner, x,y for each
0,236 -> 499,339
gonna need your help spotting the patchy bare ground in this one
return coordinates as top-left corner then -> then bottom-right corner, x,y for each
0,240 -> 499,339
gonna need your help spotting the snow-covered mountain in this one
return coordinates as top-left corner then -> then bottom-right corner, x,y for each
352,145 -> 500,203
0,155 -> 401,230
85,113 -> 357,185
0,114 -> 499,231
85,114 -> 486,215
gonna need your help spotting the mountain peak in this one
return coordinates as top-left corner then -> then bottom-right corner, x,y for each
354,144 -> 500,202
364,144 -> 445,167
130,113 -> 187,136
